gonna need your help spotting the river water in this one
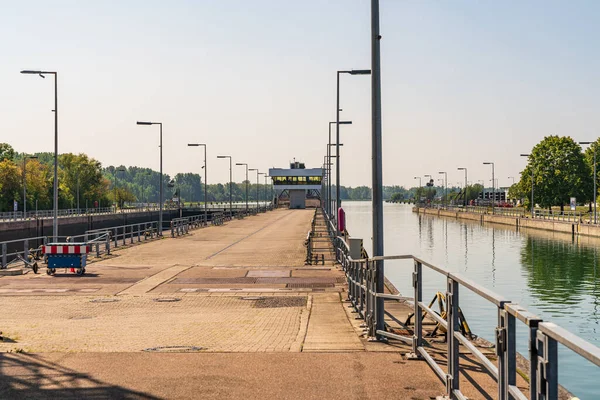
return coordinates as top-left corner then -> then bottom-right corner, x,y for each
343,201 -> 600,398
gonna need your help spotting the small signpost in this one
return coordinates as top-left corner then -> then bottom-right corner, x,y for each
570,197 -> 576,211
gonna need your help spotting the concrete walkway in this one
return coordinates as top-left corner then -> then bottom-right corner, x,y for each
0,208 -> 511,399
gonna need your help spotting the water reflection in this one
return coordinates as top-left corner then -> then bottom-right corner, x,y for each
521,236 -> 600,307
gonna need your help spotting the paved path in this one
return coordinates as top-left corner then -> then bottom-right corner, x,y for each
0,208 -> 514,399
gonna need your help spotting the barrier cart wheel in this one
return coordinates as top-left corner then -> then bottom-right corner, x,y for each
32,262 -> 38,274
76,268 -> 85,276
46,268 -> 56,275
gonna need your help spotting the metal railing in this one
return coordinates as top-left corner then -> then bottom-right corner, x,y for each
0,236 -> 47,269
170,215 -> 208,237
329,211 -> 600,399
419,205 -> 586,222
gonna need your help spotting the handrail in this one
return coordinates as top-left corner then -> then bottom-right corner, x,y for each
332,206 -> 600,400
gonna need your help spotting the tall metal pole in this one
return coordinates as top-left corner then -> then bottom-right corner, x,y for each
229,158 -> 232,217
159,124 -> 163,235
328,122 -> 333,217
464,169 -> 467,207
371,0 -> 385,337
204,145 -> 207,223
594,148 -> 597,224
335,71 -> 341,231
53,73 -> 58,240
531,167 -> 534,218
76,174 -> 80,211
250,169 -> 259,210
492,164 -> 495,213
236,163 -> 249,212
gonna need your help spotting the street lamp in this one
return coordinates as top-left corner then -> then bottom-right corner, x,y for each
258,172 -> 266,207
328,120 -> 351,217
22,155 -> 38,215
579,142 -> 597,224
137,121 -> 163,235
336,69 -> 370,232
21,69 -> 58,240
217,155 -> 233,217
236,162 -> 249,212
457,168 -> 468,207
249,168 -> 259,210
520,154 -> 534,218
508,176 -> 515,185
438,171 -> 447,207
414,176 -> 421,204
188,143 -> 208,224
483,162 -> 495,213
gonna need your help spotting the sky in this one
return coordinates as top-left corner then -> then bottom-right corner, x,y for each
1,0 -> 599,188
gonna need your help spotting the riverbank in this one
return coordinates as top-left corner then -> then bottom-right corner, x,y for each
413,206 -> 600,238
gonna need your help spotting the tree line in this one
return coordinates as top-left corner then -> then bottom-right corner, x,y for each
2,142 -> 416,211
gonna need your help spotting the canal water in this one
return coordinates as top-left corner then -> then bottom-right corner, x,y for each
344,201 -> 600,398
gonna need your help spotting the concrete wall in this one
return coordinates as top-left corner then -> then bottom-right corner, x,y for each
412,207 -> 600,238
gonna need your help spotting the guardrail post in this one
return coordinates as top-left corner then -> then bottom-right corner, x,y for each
113,228 -> 118,248
171,221 -> 175,238
96,242 -> 100,258
122,227 -> 126,246
24,239 -> 29,261
1,243 -> 6,268
412,260 -> 422,355
446,277 -> 460,396
130,225 -> 134,244
137,224 -> 141,242
497,307 -> 515,400
535,329 -> 558,400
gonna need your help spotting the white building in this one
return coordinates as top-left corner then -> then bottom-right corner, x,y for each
269,161 -> 323,209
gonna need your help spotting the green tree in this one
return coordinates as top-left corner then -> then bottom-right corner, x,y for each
0,159 -> 21,211
520,136 -> 591,212
390,192 -> 404,203
0,143 -> 15,162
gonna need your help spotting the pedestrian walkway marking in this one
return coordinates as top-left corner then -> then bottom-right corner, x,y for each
117,264 -> 191,295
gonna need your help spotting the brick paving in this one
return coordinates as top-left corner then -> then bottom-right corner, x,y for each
0,294 -> 306,353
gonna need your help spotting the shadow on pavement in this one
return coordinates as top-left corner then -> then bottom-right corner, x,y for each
0,353 -> 161,399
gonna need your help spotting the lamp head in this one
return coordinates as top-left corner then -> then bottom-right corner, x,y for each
350,69 -> 371,75
136,121 -> 153,125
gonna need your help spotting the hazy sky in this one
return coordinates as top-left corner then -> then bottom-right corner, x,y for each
2,1 -> 599,188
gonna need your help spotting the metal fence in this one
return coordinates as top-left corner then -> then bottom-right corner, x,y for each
329,212 -> 600,399
0,236 -> 47,269
420,205 -> 586,222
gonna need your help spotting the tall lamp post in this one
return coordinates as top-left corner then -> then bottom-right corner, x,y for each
424,174 -> 432,205
483,162 -> 495,213
23,155 -> 38,215
520,154 -> 534,218
217,155 -> 233,217
188,143 -> 208,223
414,176 -> 421,204
137,121 -> 163,235
457,168 -> 468,207
249,169 -> 259,210
258,172 -> 266,208
21,69 -> 58,240
236,162 -> 249,212
369,0 -> 385,338
336,69 -> 370,230
438,171 -> 447,207
579,142 -> 597,224
328,120 -> 352,217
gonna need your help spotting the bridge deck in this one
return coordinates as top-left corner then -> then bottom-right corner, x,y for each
0,209 -> 515,399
